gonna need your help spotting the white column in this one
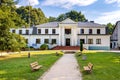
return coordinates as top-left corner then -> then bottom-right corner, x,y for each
58,27 -> 61,46
62,27 -> 65,46
71,28 -> 74,46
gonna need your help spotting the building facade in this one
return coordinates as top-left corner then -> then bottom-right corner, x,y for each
10,18 -> 110,50
111,21 -> 120,49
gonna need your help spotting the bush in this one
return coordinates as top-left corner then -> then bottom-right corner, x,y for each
40,44 -> 49,50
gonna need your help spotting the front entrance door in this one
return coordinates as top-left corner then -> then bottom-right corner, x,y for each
66,38 -> 70,46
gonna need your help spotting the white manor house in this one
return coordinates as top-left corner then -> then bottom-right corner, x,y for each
10,18 -> 110,50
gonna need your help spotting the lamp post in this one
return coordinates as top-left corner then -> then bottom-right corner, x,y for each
28,0 -> 31,58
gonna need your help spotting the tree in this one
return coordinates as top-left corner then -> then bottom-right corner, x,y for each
16,6 -> 48,26
107,23 -> 114,34
48,16 -> 56,22
56,10 -> 87,22
0,0 -> 26,53
57,14 -> 67,21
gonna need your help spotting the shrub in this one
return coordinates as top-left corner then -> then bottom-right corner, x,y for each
40,44 -> 49,50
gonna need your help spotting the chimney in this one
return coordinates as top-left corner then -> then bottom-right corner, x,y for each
90,21 -> 94,23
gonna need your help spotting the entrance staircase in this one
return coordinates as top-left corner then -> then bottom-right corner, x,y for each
52,46 -> 80,50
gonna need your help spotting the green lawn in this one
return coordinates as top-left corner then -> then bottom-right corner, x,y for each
0,50 -> 63,80
76,51 -> 120,80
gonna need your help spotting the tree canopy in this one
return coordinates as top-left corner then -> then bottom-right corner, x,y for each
49,10 -> 87,22
16,6 -> 48,26
0,0 -> 26,52
107,23 -> 114,34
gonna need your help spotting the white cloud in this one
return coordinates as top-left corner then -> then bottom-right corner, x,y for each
16,0 -> 39,7
16,4 -> 21,8
105,0 -> 120,6
42,0 -> 97,9
95,10 -> 120,24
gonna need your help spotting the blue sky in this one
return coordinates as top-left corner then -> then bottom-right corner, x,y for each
16,0 -> 120,24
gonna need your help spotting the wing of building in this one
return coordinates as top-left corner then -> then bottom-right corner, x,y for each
10,18 -> 110,50
111,21 -> 120,49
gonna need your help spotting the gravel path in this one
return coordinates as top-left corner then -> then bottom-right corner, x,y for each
38,54 -> 82,80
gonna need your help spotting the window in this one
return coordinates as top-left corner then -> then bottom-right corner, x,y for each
80,39 -> 85,44
44,39 -> 49,44
36,39 -> 41,44
89,29 -> 92,34
45,29 -> 48,34
81,29 -> 84,34
52,29 -> 56,34
65,29 -> 71,34
38,29 -> 41,34
12,30 -> 15,33
19,30 -> 22,34
88,39 -> 93,44
26,30 -> 29,35
26,39 -> 28,44
52,39 -> 56,44
97,29 -> 100,34
96,39 -> 101,44
114,42 -> 116,46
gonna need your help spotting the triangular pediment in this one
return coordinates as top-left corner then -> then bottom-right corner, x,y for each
61,18 -> 76,23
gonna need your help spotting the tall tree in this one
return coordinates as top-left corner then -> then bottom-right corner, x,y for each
107,23 -> 114,34
16,6 -> 48,26
56,10 -> 87,22
0,0 -> 26,52
48,16 -> 56,22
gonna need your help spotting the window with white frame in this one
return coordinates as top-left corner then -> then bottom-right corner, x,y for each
52,39 -> 56,44
44,39 -> 49,44
19,30 -> 22,34
89,29 -> 92,34
88,39 -> 93,44
80,29 -> 84,34
26,30 -> 29,35
36,39 -> 41,44
12,29 -> 16,33
97,29 -> 100,34
96,39 -> 101,44
52,29 -> 56,34
38,29 -> 41,34
45,29 -> 48,34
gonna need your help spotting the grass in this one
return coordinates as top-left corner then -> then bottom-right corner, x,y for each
76,50 -> 120,80
0,50 -> 63,80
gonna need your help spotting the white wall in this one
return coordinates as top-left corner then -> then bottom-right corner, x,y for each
77,28 -> 106,34
10,28 -> 33,34
37,28 -> 59,34
77,35 -> 110,46
23,35 -> 59,48
117,22 -> 120,47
